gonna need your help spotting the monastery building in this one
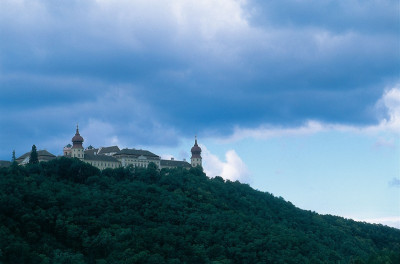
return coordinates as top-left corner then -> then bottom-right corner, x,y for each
59,126 -> 201,170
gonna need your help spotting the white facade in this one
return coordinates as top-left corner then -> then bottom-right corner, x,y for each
71,147 -> 84,160
191,157 -> 202,167
85,159 -> 122,170
115,151 -> 161,169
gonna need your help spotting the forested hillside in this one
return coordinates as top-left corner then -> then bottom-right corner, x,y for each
1,158 -> 399,264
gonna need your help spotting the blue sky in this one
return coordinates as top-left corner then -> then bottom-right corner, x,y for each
0,0 -> 399,227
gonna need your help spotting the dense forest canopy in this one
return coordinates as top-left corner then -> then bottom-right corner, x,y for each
0,158 -> 399,264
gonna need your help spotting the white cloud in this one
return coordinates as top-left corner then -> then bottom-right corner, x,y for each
226,85 -> 400,142
375,84 -> 400,132
1,0 -> 249,53
81,119 -> 121,148
202,145 -> 250,182
171,0 -> 247,38
160,154 -> 174,160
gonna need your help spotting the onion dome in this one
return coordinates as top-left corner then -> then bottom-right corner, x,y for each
191,136 -> 202,158
72,125 -> 84,148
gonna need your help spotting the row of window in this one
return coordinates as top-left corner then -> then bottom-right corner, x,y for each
90,161 -> 119,168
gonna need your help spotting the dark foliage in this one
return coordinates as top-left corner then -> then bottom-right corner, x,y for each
29,145 -> 39,164
0,159 -> 399,263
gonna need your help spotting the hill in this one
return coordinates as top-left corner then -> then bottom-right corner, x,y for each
0,158 -> 399,264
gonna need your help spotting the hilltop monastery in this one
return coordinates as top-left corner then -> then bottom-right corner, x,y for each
15,126 -> 202,171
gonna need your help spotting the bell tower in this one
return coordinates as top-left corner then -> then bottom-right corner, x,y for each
190,136 -> 202,167
71,125 -> 84,160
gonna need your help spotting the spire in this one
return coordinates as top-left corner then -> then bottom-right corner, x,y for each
195,135 -> 198,146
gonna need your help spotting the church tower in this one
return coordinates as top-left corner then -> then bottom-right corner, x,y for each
190,136 -> 202,167
71,125 -> 84,160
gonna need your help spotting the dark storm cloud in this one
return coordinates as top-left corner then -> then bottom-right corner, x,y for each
0,0 -> 398,159
244,0 -> 399,34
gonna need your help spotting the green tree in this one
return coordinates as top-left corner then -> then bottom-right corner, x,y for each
11,150 -> 16,162
10,150 -> 18,171
1,158 -> 400,263
29,145 -> 39,164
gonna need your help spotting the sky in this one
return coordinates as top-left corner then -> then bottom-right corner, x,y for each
0,0 -> 399,228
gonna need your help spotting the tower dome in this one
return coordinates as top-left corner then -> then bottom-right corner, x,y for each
70,125 -> 84,160
72,125 -> 84,149
191,137 -> 202,157
190,136 -> 202,167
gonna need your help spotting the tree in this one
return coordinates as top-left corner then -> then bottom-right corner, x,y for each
1,157 -> 400,263
11,150 -> 16,163
10,150 -> 19,172
29,145 -> 39,164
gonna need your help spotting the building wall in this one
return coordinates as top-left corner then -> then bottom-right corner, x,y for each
117,156 -> 161,168
160,164 -> 191,170
191,157 -> 202,167
86,160 -> 122,170
18,157 -> 54,165
64,148 -> 72,156
71,148 -> 84,160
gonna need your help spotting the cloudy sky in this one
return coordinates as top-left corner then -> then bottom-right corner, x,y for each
1,0 -> 399,227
